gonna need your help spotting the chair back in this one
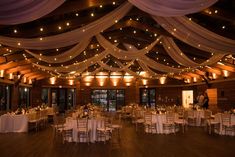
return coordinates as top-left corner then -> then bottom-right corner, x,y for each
166,113 -> 175,123
221,113 -> 231,125
144,112 -> 152,123
77,118 -> 88,131
204,110 -> 212,119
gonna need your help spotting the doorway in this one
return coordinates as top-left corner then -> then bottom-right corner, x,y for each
182,90 -> 194,108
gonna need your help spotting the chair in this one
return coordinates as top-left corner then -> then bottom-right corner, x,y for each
201,110 -> 212,127
174,112 -> 188,133
52,115 -> 65,140
163,113 -> 175,134
206,117 -> 220,135
76,118 -> 90,144
132,110 -> 145,132
144,112 -> 156,133
28,112 -> 40,132
97,117 -> 112,144
187,111 -> 197,126
221,113 -> 234,136
61,117 -> 73,144
111,113 -> 122,139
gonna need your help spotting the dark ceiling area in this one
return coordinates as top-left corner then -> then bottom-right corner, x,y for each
0,0 -> 234,83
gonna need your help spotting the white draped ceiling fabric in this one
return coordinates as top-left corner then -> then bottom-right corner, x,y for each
96,34 -> 181,73
25,38 -> 91,63
0,2 -> 132,49
1,0 -> 234,79
0,0 -> 65,25
161,36 -> 226,67
128,0 -> 217,17
153,16 -> 235,54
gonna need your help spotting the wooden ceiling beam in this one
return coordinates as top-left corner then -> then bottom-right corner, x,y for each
204,66 -> 222,75
6,65 -> 32,74
0,58 -> 36,70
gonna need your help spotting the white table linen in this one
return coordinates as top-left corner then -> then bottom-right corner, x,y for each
64,117 -> 108,143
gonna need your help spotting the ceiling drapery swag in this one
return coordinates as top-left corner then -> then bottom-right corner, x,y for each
128,0 -> 217,17
162,36 -> 226,67
25,38 -> 91,63
153,16 -> 235,54
0,2 -> 132,49
0,0 -> 65,25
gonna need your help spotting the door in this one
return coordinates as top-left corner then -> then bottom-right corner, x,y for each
182,90 -> 193,108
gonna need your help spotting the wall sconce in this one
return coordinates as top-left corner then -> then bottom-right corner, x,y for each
124,73 -> 133,82
0,70 -> 4,78
212,73 -> 217,79
142,79 -> 147,85
49,77 -> 56,85
113,81 -> 117,86
159,76 -> 167,84
126,82 -> 131,86
23,77 -> 27,83
85,82 -> 91,86
99,81 -> 104,86
68,79 -> 74,85
193,77 -> 197,82
9,73 -> 13,80
29,79 -> 32,84
222,70 -> 229,78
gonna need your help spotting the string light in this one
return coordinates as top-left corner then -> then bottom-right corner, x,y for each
91,13 -> 94,17
112,1 -> 116,5
58,26 -> 62,30
40,28 -> 43,32
222,26 -> 226,29
66,22 -> 70,26
14,29 -> 17,33
99,5 -> 103,8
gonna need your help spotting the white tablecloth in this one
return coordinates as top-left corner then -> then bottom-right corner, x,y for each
145,113 -> 177,134
65,117 -> 108,143
0,114 -> 28,133
187,110 -> 205,126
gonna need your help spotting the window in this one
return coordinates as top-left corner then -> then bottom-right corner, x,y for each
41,88 -> 49,104
91,89 -> 125,111
140,88 -> 156,108
19,87 -> 30,108
0,84 -> 11,111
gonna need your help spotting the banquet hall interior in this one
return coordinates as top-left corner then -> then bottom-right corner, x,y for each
0,0 -> 235,157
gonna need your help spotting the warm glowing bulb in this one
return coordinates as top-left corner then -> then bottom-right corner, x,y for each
14,29 -> 17,33
159,76 -> 166,84
58,26 -> 62,30
40,28 -> 43,31
222,70 -> 229,77
68,80 -> 74,85
142,79 -> 147,85
91,13 -> 94,17
66,22 -> 70,26
0,70 -> 4,77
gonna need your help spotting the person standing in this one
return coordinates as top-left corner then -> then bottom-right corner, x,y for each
197,92 -> 204,107
202,92 -> 209,109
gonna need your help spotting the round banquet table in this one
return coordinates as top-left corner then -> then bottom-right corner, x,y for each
145,113 -> 178,134
64,117 -> 109,143
186,110 -> 206,126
